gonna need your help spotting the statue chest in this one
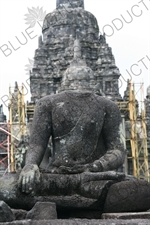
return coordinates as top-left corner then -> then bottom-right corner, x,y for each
51,98 -> 105,162
52,99 -> 105,135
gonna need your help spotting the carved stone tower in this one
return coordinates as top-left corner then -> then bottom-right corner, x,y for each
29,0 -> 122,103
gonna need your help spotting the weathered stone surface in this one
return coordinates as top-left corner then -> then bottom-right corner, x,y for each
1,172 -> 150,218
11,209 -> 27,220
25,91 -> 125,173
17,87 -> 129,215
102,212 -> 150,219
1,89 -> 149,216
0,173 -> 35,210
0,201 -> 15,222
0,219 -> 150,225
26,202 -> 57,220
103,179 -> 150,213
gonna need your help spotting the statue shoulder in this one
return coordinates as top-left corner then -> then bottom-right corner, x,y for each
94,95 -> 120,110
36,93 -> 67,108
35,95 -> 53,111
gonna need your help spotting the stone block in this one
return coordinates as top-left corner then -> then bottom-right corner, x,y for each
26,202 -> 57,220
0,201 -> 15,222
12,209 -> 27,220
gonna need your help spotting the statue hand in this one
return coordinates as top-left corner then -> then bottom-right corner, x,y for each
89,160 -> 103,172
18,164 -> 40,194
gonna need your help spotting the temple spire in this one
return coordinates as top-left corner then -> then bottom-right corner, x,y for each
56,0 -> 84,9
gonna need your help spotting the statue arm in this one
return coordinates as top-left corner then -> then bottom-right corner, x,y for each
25,97 -> 52,166
90,100 -> 125,172
18,97 -> 52,193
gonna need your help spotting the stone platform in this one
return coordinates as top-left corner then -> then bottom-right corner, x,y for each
102,212 -> 150,219
1,200 -> 150,224
0,219 -> 150,225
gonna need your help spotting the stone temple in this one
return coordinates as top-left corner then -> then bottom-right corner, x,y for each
29,0 -> 122,109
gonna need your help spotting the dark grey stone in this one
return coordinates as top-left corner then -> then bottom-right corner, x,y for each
103,179 -> 150,213
26,202 -> 57,220
25,91 -> 125,172
11,209 -> 27,220
0,201 -> 15,222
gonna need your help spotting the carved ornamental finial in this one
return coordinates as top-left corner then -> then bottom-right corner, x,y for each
56,0 -> 84,9
74,39 -> 82,59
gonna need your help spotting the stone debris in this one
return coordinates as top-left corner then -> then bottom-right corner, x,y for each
11,209 -> 27,221
26,202 -> 57,220
0,201 -> 15,222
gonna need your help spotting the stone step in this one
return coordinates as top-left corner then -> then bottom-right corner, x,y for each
101,212 -> 150,219
0,219 -> 150,225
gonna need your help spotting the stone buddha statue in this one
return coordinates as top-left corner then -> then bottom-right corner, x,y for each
17,40 -> 150,214
0,40 -> 150,218
19,40 -> 125,178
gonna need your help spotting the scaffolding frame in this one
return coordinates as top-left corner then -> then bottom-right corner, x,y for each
9,83 -> 26,172
117,81 -> 150,181
128,82 -> 138,177
129,83 -> 150,181
0,123 -> 10,174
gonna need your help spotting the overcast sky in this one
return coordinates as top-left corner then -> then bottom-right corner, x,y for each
0,0 -> 150,117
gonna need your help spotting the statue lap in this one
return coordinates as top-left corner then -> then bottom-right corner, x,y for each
0,171 -> 150,214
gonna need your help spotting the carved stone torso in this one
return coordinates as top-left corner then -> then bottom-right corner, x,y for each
49,91 -> 108,167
